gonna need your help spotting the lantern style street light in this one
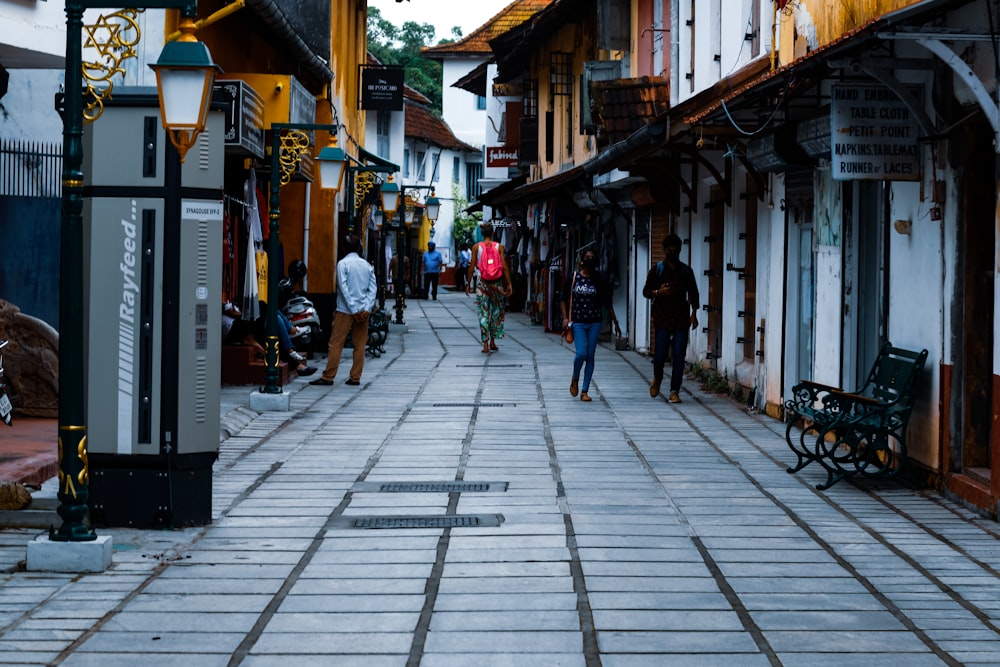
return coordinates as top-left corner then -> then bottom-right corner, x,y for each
380,175 -> 401,218
424,188 -> 441,225
149,14 -> 221,162
260,123 -> 346,397
54,1 -> 217,543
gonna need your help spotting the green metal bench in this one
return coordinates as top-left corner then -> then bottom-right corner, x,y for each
366,310 -> 389,358
784,343 -> 928,490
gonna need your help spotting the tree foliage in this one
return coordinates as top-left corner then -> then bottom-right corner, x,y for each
367,7 -> 462,117
451,183 -> 482,248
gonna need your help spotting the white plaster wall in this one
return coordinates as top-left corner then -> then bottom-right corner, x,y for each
813,246 -> 842,385
481,63 -> 507,185
763,175 -> 787,409
0,69 -> 64,139
441,57 -> 488,148
887,179 -> 945,470
675,0 -> 772,105
1,0 -> 66,68
633,229 -> 651,353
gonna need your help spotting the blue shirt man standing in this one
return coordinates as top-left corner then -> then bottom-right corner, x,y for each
422,241 -> 444,300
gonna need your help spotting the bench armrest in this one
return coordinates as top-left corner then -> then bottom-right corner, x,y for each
826,388 -> 881,407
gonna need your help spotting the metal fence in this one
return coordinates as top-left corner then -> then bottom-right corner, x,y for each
0,139 -> 61,198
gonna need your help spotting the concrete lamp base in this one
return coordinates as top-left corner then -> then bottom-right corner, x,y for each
250,390 -> 290,412
26,534 -> 113,573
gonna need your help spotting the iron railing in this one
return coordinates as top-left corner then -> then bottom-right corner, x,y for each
0,139 -> 62,198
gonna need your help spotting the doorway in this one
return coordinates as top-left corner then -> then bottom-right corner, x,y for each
783,172 -> 815,393
956,116 -> 994,482
705,186 -> 724,368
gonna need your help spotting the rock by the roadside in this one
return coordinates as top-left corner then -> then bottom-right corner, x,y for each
0,481 -> 31,510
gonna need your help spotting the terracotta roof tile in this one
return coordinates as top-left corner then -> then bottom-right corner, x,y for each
422,0 -> 555,57
592,76 -> 670,146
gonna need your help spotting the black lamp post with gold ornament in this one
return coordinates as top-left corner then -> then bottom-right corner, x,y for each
53,1 -> 217,543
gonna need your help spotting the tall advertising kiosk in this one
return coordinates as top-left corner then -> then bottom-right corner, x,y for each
83,89 -> 223,527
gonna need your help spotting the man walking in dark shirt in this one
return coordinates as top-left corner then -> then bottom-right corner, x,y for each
642,234 -> 700,402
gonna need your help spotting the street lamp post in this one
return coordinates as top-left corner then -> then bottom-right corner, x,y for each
261,125 -> 346,395
374,207 -> 386,311
54,1 -> 216,542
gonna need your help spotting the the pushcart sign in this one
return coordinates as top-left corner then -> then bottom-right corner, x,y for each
831,83 -> 921,181
361,66 -> 404,111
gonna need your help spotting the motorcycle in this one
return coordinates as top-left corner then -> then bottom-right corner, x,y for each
0,340 -> 12,426
279,259 -> 321,351
283,295 -> 321,349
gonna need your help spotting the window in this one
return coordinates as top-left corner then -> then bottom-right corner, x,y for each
466,162 -> 482,202
523,79 -> 538,118
376,111 -> 390,158
453,156 -> 461,183
403,148 -> 410,178
550,53 -> 572,97
475,95 -> 487,110
417,150 -> 426,182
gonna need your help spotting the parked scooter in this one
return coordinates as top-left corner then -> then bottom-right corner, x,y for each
279,260 -> 321,351
0,340 -> 12,426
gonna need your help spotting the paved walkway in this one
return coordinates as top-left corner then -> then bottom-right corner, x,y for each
2,289 -> 1000,665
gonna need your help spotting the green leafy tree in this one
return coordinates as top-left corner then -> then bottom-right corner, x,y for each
451,184 -> 481,248
366,8 -> 462,117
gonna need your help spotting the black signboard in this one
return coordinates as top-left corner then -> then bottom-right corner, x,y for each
361,66 -> 404,111
214,79 -> 265,159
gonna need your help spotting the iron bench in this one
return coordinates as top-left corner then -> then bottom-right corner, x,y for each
784,343 -> 928,490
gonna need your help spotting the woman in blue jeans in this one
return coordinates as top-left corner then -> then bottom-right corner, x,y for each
560,249 -> 620,402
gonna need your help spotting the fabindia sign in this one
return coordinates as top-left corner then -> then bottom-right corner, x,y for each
831,83 -> 921,181
486,146 -> 518,167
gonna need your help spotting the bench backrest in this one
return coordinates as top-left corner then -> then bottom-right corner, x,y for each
860,343 -> 928,409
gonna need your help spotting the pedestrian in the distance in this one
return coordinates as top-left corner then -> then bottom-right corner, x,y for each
310,235 -> 377,387
456,243 -> 471,291
422,241 -> 444,300
561,248 -> 620,402
642,233 -> 699,402
466,222 -> 511,353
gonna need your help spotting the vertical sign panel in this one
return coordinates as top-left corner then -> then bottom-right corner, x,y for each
831,83 -> 921,181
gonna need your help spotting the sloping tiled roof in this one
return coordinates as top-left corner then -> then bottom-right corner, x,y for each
592,76 -> 670,147
405,101 -> 479,152
422,0 -> 555,57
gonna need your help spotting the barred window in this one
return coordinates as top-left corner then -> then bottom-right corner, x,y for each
523,79 -> 538,117
550,53 -> 572,97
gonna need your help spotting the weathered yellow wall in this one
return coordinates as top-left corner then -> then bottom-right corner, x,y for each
776,0 -> 924,66
534,17 -> 597,181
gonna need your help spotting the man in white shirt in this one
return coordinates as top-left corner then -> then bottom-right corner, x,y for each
310,235 -> 377,386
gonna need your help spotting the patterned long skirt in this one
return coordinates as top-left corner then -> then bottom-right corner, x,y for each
475,279 -> 506,342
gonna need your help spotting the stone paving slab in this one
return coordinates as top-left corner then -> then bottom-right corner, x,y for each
2,294 -> 1000,664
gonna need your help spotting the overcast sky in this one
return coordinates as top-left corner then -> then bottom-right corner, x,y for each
367,0 -> 512,42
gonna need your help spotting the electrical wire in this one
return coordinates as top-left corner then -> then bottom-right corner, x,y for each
719,74 -> 792,137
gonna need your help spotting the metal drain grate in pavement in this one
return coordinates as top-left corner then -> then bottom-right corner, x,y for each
350,514 -> 504,529
456,364 -> 524,368
378,482 -> 508,493
431,402 -> 512,407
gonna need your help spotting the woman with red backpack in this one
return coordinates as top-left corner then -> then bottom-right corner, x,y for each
466,222 -> 512,353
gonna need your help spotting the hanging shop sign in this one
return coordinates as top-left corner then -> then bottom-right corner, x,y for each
360,66 -> 404,111
487,146 -> 519,167
214,79 -> 265,159
831,83 -> 921,181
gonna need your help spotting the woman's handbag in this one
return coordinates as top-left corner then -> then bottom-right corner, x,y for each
561,272 -> 576,344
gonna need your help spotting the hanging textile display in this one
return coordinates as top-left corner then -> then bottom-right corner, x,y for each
242,169 -> 264,320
